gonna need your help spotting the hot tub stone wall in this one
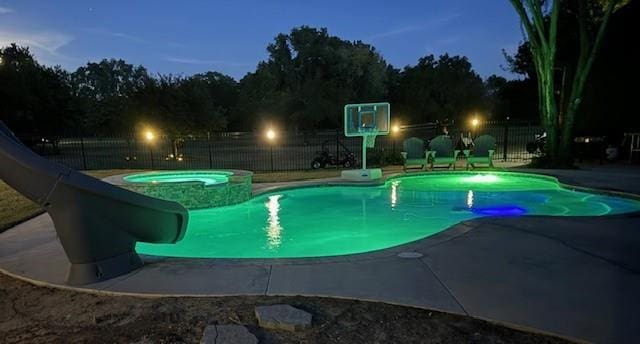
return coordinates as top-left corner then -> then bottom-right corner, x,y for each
122,173 -> 252,210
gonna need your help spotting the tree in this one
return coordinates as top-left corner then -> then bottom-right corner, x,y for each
235,26 -> 390,131
508,0 -> 627,166
578,1 -> 640,137
0,44 -> 77,139
71,59 -> 151,133
391,54 -> 486,124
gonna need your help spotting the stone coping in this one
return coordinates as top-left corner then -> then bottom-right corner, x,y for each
106,169 -> 253,187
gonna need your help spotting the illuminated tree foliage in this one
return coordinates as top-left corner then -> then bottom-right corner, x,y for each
508,0 -> 628,166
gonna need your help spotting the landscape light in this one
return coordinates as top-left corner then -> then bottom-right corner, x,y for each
471,117 -> 479,127
144,130 -> 155,142
266,128 -> 276,141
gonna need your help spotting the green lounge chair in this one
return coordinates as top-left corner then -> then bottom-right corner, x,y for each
464,135 -> 496,169
427,135 -> 459,170
401,137 -> 428,171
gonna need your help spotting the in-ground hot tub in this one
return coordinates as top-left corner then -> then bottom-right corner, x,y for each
121,170 -> 253,209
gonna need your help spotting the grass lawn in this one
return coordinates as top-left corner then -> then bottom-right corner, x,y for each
0,167 -> 404,233
0,170 -> 141,233
0,180 -> 43,233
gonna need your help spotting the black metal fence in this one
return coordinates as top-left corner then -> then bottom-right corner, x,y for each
30,120 -> 542,172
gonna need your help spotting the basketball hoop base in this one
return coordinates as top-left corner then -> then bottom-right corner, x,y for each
341,168 -> 382,181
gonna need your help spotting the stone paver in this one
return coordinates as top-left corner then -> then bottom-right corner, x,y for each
255,304 -> 312,332
200,325 -> 258,344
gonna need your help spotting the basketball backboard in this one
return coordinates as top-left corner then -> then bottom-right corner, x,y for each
344,102 -> 390,137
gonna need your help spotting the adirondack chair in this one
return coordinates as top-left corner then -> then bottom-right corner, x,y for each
464,135 -> 496,169
427,135 -> 459,170
401,137 -> 428,171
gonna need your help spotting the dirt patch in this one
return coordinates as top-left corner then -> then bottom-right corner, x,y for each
0,273 -> 572,344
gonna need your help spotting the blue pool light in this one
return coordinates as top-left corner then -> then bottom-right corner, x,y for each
471,205 -> 527,216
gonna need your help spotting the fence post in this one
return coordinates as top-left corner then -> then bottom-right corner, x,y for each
79,137 -> 88,170
270,145 -> 274,172
149,147 -> 154,169
207,132 -> 213,169
503,117 -> 509,162
336,129 -> 340,170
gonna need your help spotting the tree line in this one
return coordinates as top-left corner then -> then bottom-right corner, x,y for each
1,2 -> 637,145
0,26 -> 527,138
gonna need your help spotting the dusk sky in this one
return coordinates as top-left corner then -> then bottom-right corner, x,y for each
0,1 -> 524,80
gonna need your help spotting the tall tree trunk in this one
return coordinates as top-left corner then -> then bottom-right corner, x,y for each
558,0 -> 617,163
510,0 -> 619,168
540,65 -> 559,164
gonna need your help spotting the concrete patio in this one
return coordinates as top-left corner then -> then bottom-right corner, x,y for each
1,165 -> 639,343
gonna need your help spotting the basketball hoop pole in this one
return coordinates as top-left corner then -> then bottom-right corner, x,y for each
361,134 -> 376,169
362,136 -> 368,169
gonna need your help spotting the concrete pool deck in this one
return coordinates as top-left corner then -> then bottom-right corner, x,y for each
1,165 -> 640,343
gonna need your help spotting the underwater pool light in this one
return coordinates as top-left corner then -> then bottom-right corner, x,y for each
472,206 -> 526,216
465,174 -> 499,183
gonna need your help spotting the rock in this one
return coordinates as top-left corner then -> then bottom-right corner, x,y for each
200,324 -> 258,344
255,304 -> 312,332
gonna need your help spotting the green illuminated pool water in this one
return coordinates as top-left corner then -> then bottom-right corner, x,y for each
124,171 -> 232,186
136,172 -> 640,258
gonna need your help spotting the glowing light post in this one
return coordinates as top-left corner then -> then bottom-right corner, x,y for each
471,116 -> 480,139
266,128 -> 276,172
144,130 -> 155,169
392,123 -> 401,155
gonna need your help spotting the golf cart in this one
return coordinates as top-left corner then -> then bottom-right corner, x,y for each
311,139 -> 357,169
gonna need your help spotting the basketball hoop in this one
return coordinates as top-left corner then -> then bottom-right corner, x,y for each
343,102 -> 390,170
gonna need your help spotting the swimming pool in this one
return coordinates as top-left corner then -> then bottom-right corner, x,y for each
136,172 -> 640,259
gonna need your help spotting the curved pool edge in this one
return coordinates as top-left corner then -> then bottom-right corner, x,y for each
105,169 -> 640,264
253,170 -> 640,203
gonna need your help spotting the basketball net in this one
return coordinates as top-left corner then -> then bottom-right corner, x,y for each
365,135 -> 377,148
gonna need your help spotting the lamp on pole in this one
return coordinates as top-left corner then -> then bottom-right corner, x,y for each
144,130 -> 155,169
471,116 -> 480,139
391,123 -> 401,155
266,128 -> 276,172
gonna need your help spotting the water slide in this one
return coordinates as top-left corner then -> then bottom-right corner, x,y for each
0,121 -> 188,285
